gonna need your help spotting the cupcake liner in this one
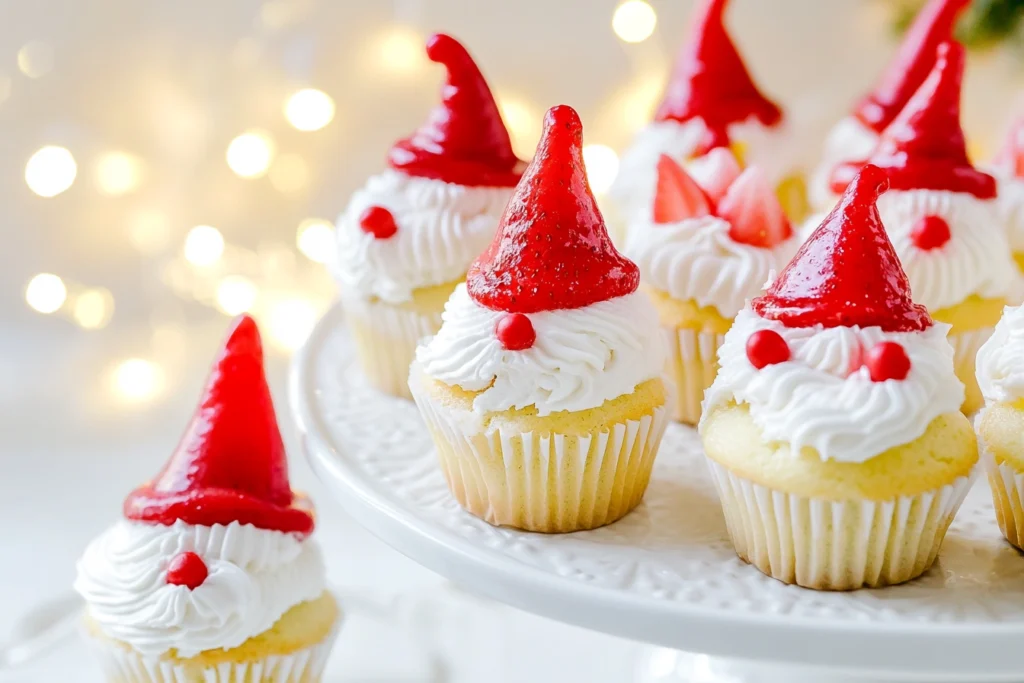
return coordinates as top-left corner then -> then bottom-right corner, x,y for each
410,370 -> 670,533
705,458 -> 975,590
664,325 -> 725,425
981,447 -> 1024,550
948,326 -> 993,415
341,294 -> 443,400
86,625 -> 339,683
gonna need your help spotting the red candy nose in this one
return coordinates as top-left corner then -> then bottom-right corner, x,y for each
359,206 -> 399,239
166,552 -> 209,590
911,215 -> 951,250
495,313 -> 536,350
746,329 -> 790,369
866,341 -> 911,381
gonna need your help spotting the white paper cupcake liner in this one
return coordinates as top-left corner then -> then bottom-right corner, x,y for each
341,294 -> 443,400
981,446 -> 1024,550
948,326 -> 993,415
705,458 -> 975,590
87,624 -> 338,683
409,369 -> 670,533
664,325 -> 725,425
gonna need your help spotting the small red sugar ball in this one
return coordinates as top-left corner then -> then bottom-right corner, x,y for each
866,341 -> 911,382
910,215 -> 951,251
359,205 -> 398,239
166,552 -> 208,590
495,313 -> 536,351
746,329 -> 790,369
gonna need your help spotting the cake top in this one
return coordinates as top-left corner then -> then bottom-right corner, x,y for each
833,41 -> 996,199
654,0 -> 782,154
653,149 -> 791,248
466,105 -> 639,313
854,0 -> 970,133
387,33 -> 524,187
754,164 -> 932,332
123,315 -> 315,536
994,117 -> 1024,178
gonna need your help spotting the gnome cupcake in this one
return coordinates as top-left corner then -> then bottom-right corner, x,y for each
411,105 -> 670,533
75,316 -> 339,682
333,33 -> 524,398
609,0 -> 804,241
623,148 -> 798,424
990,118 -> 1024,272
829,42 -> 1017,414
809,0 -> 970,210
701,165 -> 977,591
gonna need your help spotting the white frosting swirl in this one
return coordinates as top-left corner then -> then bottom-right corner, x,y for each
976,305 -> 1024,404
808,116 -> 878,211
609,118 -> 798,222
416,285 -> 664,416
333,170 -> 512,303
993,171 -> 1024,253
701,308 -> 964,463
623,214 -> 799,318
75,520 -> 326,658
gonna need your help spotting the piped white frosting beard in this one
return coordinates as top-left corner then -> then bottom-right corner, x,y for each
701,308 -> 964,463
333,170 -> 513,304
800,189 -> 1019,312
75,520 -> 327,658
416,285 -> 665,417
976,304 -> 1024,404
609,118 -> 797,223
624,214 -> 799,319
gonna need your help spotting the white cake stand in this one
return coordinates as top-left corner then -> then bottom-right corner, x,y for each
290,304 -> 1024,683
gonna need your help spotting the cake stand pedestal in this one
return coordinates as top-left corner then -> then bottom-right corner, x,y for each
291,305 -> 1024,683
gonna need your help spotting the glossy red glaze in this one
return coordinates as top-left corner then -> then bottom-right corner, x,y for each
745,329 -> 790,369
359,205 -> 398,239
388,33 -> 524,187
166,552 -> 208,590
466,105 -> 639,313
124,315 -> 315,536
719,166 -> 792,248
866,341 -> 912,381
653,154 -> 713,224
832,42 -> 996,199
854,0 -> 969,133
495,313 -> 536,351
911,215 -> 951,250
753,164 -> 932,332
655,0 -> 782,154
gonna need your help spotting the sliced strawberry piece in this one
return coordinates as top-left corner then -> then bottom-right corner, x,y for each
653,154 -> 713,224
719,166 -> 792,248
689,147 -> 742,202
996,118 -> 1024,179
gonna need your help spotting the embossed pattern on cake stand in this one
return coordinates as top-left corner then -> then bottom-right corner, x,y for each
291,304 -> 1024,683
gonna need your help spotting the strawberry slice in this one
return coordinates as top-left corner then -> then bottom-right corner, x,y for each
689,147 -> 742,202
996,118 -> 1024,179
719,166 -> 792,248
653,154 -> 713,224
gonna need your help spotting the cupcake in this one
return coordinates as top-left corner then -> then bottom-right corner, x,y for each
608,0 -> 805,242
332,33 -> 524,398
808,0 -> 969,210
623,148 -> 798,424
975,305 -> 1024,549
75,315 -> 339,682
410,105 -> 670,533
701,164 -> 977,591
990,118 -> 1024,273
827,42 -> 1017,414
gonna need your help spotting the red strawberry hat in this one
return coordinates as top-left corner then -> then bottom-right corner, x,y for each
388,33 -> 524,187
854,0 -> 970,133
655,0 -> 782,155
832,41 -> 995,199
995,117 -> 1024,178
124,315 -> 314,536
466,105 -> 639,313
753,164 -> 932,332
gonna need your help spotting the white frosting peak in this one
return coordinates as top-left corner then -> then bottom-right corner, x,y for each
701,309 -> 964,463
333,170 -> 512,303
977,305 -> 1024,404
75,520 -> 326,658
416,285 -> 664,416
